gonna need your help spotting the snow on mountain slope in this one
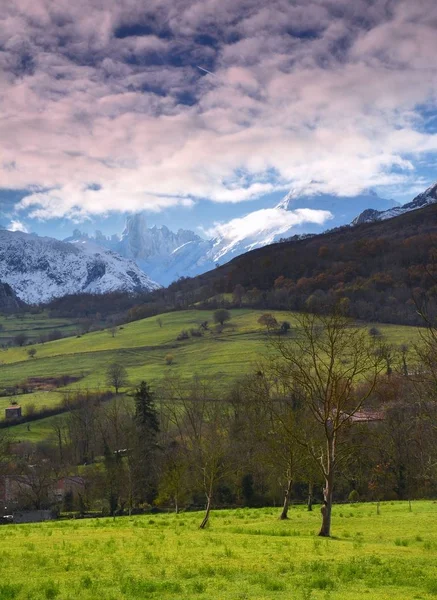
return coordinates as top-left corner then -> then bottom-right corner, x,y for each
72,201 -> 333,286
66,199 -> 334,285
0,230 -> 160,304
352,182 -> 437,225
64,187 -> 402,287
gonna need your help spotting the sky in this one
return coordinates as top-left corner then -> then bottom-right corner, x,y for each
0,0 -> 437,241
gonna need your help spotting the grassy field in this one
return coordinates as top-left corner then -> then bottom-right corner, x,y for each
0,309 -> 421,385
0,309 -> 422,440
0,312 -> 77,345
0,502 -> 436,599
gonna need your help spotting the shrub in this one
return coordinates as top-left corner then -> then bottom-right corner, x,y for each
165,353 -> 174,365
348,489 -> 360,503
189,328 -> 202,337
280,321 -> 291,334
176,330 -> 189,341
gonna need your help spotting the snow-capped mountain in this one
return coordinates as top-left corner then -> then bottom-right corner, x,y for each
0,230 -> 160,304
67,188 -> 398,286
67,196 -> 334,286
352,182 -> 437,225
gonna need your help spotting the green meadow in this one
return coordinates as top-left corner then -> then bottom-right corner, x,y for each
0,309 -> 419,426
0,502 -> 437,599
0,309 -> 422,441
0,309 -> 421,387
0,312 -> 77,345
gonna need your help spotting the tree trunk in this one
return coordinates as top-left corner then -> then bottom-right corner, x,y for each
279,478 -> 293,520
319,471 -> 334,537
199,494 -> 212,529
174,494 -> 179,514
307,482 -> 313,511
319,438 -> 334,537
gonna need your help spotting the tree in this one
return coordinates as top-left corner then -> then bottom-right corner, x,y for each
271,311 -> 384,536
108,326 -> 118,338
134,381 -> 159,433
103,440 -> 123,516
105,363 -> 128,394
369,326 -> 382,338
258,314 -> 278,330
130,381 -> 160,505
27,348 -> 37,359
235,371 -> 303,520
280,321 -> 291,335
0,430 -> 11,478
162,376 -> 231,529
232,284 -> 245,307
14,333 -> 28,347
156,438 -> 191,513
399,344 -> 409,377
213,309 -> 231,326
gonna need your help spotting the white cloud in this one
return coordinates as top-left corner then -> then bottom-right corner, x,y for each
8,219 -> 28,233
206,207 -> 333,243
0,0 -> 436,219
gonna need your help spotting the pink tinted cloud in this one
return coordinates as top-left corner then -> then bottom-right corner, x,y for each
0,0 -> 436,218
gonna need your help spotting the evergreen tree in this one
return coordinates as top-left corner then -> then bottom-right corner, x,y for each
132,381 -> 160,504
134,381 -> 159,433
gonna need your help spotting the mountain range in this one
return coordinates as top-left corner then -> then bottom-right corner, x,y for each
0,182 -> 436,305
65,189 -> 398,287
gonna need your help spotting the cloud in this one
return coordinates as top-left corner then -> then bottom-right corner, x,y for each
0,0 -> 436,219
8,219 -> 28,233
205,206 -> 333,245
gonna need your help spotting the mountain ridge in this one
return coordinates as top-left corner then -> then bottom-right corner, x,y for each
352,182 -> 437,224
0,230 -> 160,304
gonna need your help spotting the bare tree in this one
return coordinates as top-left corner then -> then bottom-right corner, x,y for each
108,326 -> 118,338
106,363 -> 128,394
231,371 -> 303,520
161,376 -> 231,528
270,311 -> 383,537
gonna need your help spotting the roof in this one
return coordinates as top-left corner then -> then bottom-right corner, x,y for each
350,410 -> 384,423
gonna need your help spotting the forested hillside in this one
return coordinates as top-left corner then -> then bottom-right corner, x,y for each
152,203 -> 437,326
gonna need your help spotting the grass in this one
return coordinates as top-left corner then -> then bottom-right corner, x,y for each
0,502 -> 437,599
0,391 -> 64,415
0,312 -> 77,345
0,309 -> 422,441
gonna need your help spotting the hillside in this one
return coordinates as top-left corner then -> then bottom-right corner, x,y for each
0,281 -> 24,313
0,309 -> 420,443
158,203 -> 437,326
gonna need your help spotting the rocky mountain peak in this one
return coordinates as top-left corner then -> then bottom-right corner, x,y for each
352,181 -> 437,225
